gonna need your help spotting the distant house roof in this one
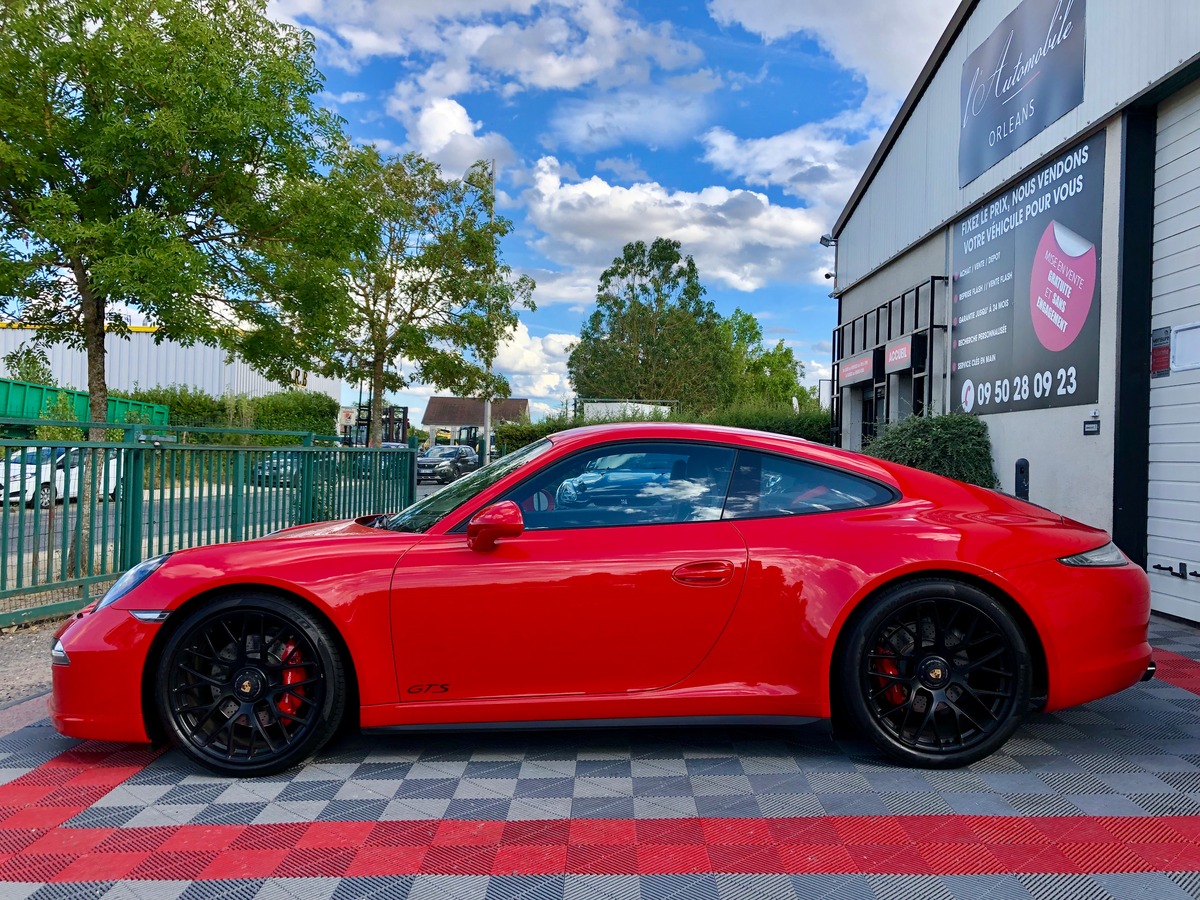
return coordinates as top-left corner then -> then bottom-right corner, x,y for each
422,396 -> 529,427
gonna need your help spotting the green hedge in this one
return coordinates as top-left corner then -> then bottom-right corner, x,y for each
251,390 -> 338,439
865,413 -> 998,487
495,402 -> 833,452
112,386 -> 337,444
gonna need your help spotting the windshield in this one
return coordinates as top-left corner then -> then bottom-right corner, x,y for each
377,438 -> 553,533
6,449 -> 55,467
425,446 -> 460,459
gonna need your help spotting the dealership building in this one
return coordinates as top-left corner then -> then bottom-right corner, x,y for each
828,0 -> 1200,621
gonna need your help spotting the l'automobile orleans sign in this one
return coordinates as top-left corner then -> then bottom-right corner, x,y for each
959,0 -> 1085,187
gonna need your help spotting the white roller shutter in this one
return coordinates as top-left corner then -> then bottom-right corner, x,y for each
1149,79 -> 1200,620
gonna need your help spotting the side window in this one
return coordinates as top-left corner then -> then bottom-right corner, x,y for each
501,442 -> 735,530
722,450 -> 895,519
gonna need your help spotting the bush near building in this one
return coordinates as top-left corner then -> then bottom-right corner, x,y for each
865,413 -> 998,488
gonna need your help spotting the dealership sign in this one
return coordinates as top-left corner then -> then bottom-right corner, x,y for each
839,352 -> 874,386
959,0 -> 1086,186
951,133 -> 1104,415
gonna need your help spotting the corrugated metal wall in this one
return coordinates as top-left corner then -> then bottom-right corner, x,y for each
0,327 -> 343,406
1147,78 -> 1200,621
838,0 -> 1200,287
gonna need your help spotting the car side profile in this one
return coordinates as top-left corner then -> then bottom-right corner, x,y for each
416,444 -> 478,483
50,423 -> 1152,777
5,447 -> 120,508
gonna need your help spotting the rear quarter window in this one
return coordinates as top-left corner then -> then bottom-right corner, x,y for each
722,449 -> 896,519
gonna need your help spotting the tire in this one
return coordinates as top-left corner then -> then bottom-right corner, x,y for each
37,484 -> 52,509
155,594 -> 346,777
838,578 -> 1030,768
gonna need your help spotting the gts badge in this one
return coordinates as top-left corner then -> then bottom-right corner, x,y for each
407,683 -> 450,695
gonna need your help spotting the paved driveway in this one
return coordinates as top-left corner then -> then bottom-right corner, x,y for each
1,616 -> 1200,898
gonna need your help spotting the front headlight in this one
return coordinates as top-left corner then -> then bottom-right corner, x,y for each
1058,541 -> 1127,567
95,553 -> 173,611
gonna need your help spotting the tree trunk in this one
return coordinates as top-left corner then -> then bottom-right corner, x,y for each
369,353 -> 385,447
70,260 -> 107,578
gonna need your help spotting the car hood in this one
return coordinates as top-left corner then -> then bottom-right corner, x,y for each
254,516 -> 395,541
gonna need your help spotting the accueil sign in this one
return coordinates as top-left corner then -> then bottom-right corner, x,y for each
959,0 -> 1086,186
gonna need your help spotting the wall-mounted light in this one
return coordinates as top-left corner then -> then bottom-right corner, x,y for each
820,233 -> 837,248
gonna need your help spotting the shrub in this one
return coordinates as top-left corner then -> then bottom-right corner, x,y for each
252,390 -> 339,442
693,402 -> 831,443
865,413 -> 998,487
494,401 -> 835,452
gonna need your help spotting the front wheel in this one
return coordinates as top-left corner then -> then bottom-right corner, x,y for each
838,579 -> 1030,768
37,484 -> 53,509
155,594 -> 346,777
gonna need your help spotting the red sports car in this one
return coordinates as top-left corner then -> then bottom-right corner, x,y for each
50,423 -> 1153,776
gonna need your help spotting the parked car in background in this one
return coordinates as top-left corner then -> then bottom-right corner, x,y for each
252,450 -> 301,487
417,445 -> 478,483
5,447 -> 120,508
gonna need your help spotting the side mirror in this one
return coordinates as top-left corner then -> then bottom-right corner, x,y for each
467,500 -> 524,551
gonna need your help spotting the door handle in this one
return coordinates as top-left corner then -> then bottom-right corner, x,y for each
672,560 -> 735,587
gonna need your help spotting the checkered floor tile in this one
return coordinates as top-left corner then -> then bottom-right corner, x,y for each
0,614 -> 1196,898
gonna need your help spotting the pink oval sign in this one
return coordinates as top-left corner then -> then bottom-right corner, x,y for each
1028,220 -> 1096,352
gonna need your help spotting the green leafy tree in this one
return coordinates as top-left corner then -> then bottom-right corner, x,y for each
568,238 -> 802,412
2,344 -> 54,385
568,238 -> 734,410
0,0 -> 345,437
288,146 -> 535,447
723,309 -> 805,406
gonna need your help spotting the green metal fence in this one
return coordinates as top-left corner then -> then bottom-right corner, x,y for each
0,423 -> 417,626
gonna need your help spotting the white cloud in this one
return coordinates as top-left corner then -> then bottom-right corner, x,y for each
522,157 -> 826,291
700,107 -> 881,210
547,88 -> 710,153
594,156 -> 649,183
271,0 -> 700,94
320,90 -> 368,106
706,0 -> 958,101
493,321 -> 576,398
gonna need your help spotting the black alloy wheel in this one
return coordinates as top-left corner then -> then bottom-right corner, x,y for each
840,579 -> 1030,768
156,594 -> 346,777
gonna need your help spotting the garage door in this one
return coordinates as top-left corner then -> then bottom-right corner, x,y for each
1149,79 -> 1200,620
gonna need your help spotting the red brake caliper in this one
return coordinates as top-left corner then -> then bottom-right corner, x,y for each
277,640 -> 305,720
875,650 -> 907,706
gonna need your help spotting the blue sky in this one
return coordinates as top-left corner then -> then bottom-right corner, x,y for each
267,0 -> 959,424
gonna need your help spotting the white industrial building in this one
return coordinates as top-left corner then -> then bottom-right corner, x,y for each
829,0 -> 1200,621
0,325 -> 342,403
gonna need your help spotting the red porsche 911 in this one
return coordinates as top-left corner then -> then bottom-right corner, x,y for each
50,423 -> 1153,776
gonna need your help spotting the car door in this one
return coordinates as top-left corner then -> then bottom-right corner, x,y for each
54,450 -> 78,501
392,441 -> 748,701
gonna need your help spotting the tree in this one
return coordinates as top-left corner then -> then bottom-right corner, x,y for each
567,238 -> 801,412
568,238 -> 735,410
724,309 -> 805,406
0,0 -> 345,438
2,344 -> 54,385
289,146 -> 534,447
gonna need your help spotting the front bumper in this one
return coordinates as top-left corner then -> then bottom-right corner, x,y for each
50,606 -> 159,743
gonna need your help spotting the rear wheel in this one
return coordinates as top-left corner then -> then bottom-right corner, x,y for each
37,484 -> 52,509
839,579 -> 1030,768
155,594 -> 346,777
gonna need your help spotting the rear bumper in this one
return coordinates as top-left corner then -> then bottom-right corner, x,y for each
1002,559 -> 1152,712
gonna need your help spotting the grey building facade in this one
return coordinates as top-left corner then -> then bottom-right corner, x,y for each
830,0 -> 1200,621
